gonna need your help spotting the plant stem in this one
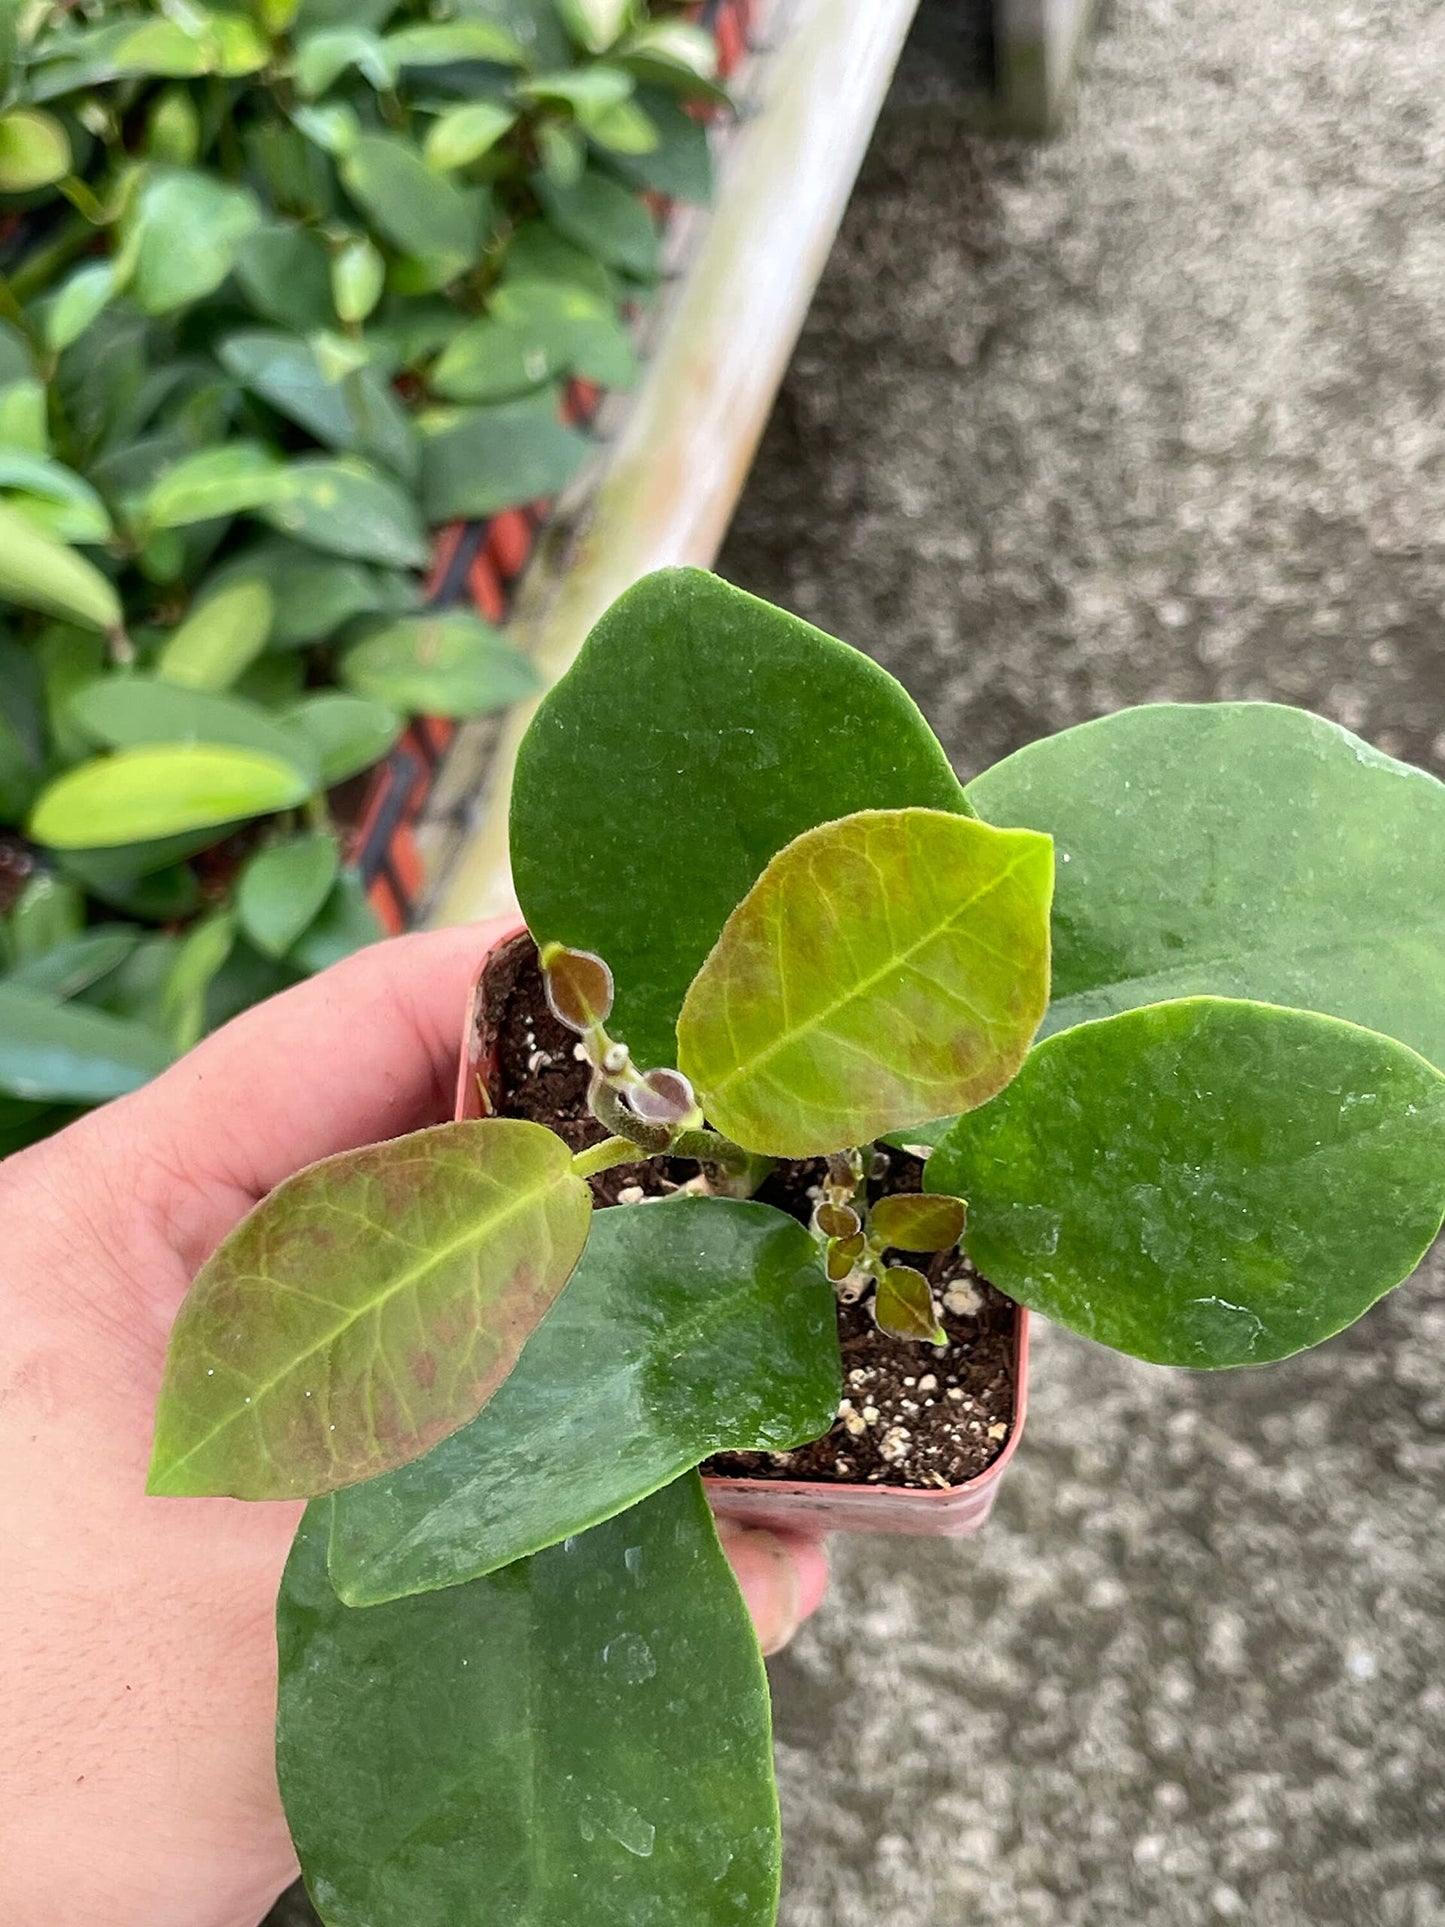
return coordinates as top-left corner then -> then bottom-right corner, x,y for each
571,1135 -> 642,1181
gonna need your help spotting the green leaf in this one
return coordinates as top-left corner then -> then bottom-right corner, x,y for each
283,691 -> 402,784
0,452 -> 111,543
330,235 -> 386,324
155,580 -> 275,691
28,18 -> 212,98
874,1265 -> 945,1345
43,262 -> 117,355
538,167 -> 660,280
8,926 -> 140,1000
209,10 -> 270,75
555,0 -> 630,55
430,317 -> 563,403
286,867 -> 384,971
210,539 -> 417,646
418,402 -> 591,519
967,702 -> 1445,1070
260,457 -> 429,567
66,676 -> 317,785
677,808 -> 1053,1158
870,1192 -> 966,1252
280,1475 -> 779,1927
237,833 -> 340,958
521,63 -> 634,111
340,611 -> 540,718
341,133 -> 489,280
0,378 -> 48,453
5,872 -> 81,963
615,21 -> 724,98
294,25 -> 395,95
382,17 -> 527,65
606,88 -> 712,202
435,284 -> 637,399
928,997 -> 1445,1368
158,911 -> 236,1052
219,332 -> 417,482
141,442 -> 283,530
0,108 -> 71,190
0,982 -> 172,1102
59,851 -> 201,921
120,168 -> 263,316
501,218 -> 616,301
423,99 -> 518,171
234,223 -> 336,333
329,1194 -> 839,1601
511,568 -> 973,1070
0,501 -> 119,632
31,745 -> 311,850
147,1118 -> 593,1498
584,97 -> 660,157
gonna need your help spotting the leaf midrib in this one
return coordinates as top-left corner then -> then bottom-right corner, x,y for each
697,843 -> 1036,1100
155,1155 -> 574,1487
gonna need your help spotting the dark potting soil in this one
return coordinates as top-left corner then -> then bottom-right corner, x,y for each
480,933 -> 1018,1491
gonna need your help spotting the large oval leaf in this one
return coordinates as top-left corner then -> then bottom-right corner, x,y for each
141,441 -> 282,530
236,832 -> 339,959
678,808 -> 1053,1158
147,1119 -> 592,1498
418,402 -> 592,521
340,612 -> 541,717
927,997 -> 1445,1367
0,982 -> 172,1102
512,568 -> 972,1070
328,1195 -> 840,1603
121,167 -> 263,315
538,168 -> 659,280
340,132 -> 488,279
154,579 -> 274,690
30,744 -> 311,849
67,677 -> 316,785
279,1475 -> 779,1927
219,331 -> 417,482
967,702 -> 1445,1066
282,691 -> 402,784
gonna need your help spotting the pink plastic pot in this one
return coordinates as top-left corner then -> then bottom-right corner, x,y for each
456,925 -> 1029,1540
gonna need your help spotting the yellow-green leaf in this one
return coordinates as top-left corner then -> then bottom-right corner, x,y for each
0,109 -> 71,191
870,1192 -> 966,1252
147,1119 -> 592,1498
874,1265 -> 945,1344
0,501 -> 120,632
155,579 -> 274,691
677,808 -> 1054,1158
30,744 -> 310,849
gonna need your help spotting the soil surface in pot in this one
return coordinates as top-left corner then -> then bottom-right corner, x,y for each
480,933 -> 1017,1490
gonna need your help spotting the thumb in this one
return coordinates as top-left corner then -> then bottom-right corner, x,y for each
715,1519 -> 830,1656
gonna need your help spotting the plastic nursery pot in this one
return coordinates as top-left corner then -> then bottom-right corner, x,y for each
455,923 -> 1031,1541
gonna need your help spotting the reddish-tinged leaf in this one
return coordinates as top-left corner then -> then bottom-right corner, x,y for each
147,1119 -> 592,1499
815,1201 -> 861,1240
826,1233 -> 865,1283
541,942 -> 614,1033
871,1192 -> 966,1253
874,1265 -> 945,1344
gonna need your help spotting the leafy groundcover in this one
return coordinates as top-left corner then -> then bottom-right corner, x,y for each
0,0 -> 722,1154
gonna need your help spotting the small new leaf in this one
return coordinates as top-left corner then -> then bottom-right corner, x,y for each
871,1192 -> 966,1253
826,1233 -> 865,1283
541,942 -> 614,1033
815,1201 -> 861,1240
626,1066 -> 701,1128
874,1265 -> 946,1345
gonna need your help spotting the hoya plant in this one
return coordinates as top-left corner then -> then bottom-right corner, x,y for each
147,570 -> 1445,1925
0,0 -> 718,1153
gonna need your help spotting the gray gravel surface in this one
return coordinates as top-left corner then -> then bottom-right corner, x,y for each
718,1 -> 1445,1922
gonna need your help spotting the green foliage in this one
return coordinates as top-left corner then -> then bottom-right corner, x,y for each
279,1475 -> 780,1927
676,808 -> 1053,1157
327,1195 -> 841,1602
927,999 -> 1445,1367
0,0 -> 717,1149
148,1118 -> 592,1498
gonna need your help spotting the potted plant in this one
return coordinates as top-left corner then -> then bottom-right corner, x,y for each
147,568 -> 1445,1925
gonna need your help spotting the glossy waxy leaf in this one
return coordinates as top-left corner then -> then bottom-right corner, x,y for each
874,1265 -> 945,1345
219,333 -> 416,481
0,502 -> 120,631
158,912 -> 236,1053
871,1192 -> 966,1252
538,168 -> 660,280
928,997 -> 1445,1367
418,403 -> 592,520
382,17 -> 527,65
31,745 -> 310,849
330,236 -> 385,324
542,943 -> 614,1033
155,580 -> 274,690
147,1119 -> 592,1499
424,99 -> 518,171
8,926 -> 140,1001
286,867 -> 384,971
607,88 -> 713,203
329,1195 -> 839,1601
677,808 -> 1053,1158
281,1475 -> 779,1927
44,263 -> 118,354
0,453 -> 111,543
259,458 -> 429,568
512,568 -> 972,1069
26,18 -> 211,98
66,678 -> 318,786
142,442 -> 283,530
121,168 -> 263,315
234,224 -> 335,333
211,539 -> 416,646
0,108 -> 71,190
341,133 -> 489,280
283,692 -> 402,785
967,702 -> 1445,1067
0,983 -> 171,1103
237,834 -> 340,959
4,873 -> 81,963
340,611 -> 540,717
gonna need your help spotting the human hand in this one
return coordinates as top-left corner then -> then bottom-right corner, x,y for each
0,919 -> 828,1927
